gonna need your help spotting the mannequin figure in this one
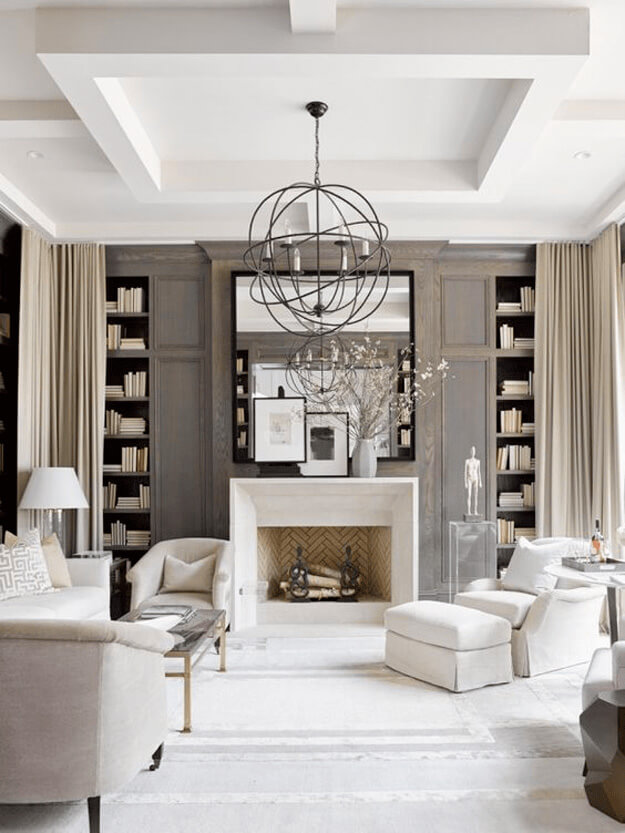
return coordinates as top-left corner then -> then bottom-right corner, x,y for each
464,446 -> 482,517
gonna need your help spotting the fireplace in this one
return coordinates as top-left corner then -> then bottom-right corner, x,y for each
230,477 -> 418,630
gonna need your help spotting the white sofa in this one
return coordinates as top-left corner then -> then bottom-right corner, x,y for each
0,619 -> 174,833
0,558 -> 110,620
126,537 -> 233,624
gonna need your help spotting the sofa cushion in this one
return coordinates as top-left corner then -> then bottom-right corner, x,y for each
502,537 -> 567,595
0,533 -> 53,601
6,531 -> 71,589
160,553 -> 216,594
141,591 -> 213,610
384,600 -> 511,651
454,590 -> 534,628
0,587 -> 108,619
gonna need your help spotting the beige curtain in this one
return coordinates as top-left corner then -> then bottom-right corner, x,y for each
536,224 -> 625,547
17,229 -> 106,552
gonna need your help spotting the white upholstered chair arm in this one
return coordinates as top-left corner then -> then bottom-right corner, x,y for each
126,543 -> 168,608
520,586 -> 605,636
462,578 -> 503,592
212,541 -> 233,623
612,641 -> 625,689
67,558 -> 110,592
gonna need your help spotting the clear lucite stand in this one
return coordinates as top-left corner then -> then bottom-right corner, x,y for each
448,521 -> 497,602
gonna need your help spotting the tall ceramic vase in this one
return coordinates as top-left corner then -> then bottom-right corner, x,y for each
352,439 -> 377,478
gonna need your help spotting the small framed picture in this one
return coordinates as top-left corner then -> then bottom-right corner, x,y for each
300,412 -> 349,477
253,397 -> 306,463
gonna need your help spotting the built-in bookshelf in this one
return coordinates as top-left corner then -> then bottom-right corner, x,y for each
234,348 -> 251,462
396,350 -> 415,459
495,275 -> 536,569
103,275 -> 152,561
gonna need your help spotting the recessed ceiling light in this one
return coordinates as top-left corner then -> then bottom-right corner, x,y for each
26,150 -> 44,160
573,151 -> 591,160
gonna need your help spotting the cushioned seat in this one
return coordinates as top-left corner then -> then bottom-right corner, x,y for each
140,591 -> 213,610
384,601 -> 512,692
0,587 -> 108,620
454,590 -> 534,628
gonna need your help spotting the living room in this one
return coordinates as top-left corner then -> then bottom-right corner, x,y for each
1,1 -> 625,831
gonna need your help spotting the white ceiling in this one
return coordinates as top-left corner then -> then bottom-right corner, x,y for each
0,1 -> 625,242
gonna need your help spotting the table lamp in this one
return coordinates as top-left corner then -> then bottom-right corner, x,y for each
19,467 -> 89,553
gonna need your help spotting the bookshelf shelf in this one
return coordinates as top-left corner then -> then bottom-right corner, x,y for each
102,472 -> 150,478
107,312 -> 149,319
496,395 -> 534,401
103,509 -> 151,514
495,311 -> 534,318
496,432 -> 535,439
495,349 -> 534,358
107,350 -> 151,359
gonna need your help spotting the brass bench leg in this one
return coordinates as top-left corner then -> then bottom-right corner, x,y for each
182,654 -> 192,733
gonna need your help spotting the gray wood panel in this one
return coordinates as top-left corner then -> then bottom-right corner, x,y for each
154,275 -> 204,350
441,358 -> 489,583
154,357 -> 207,540
442,276 -> 488,347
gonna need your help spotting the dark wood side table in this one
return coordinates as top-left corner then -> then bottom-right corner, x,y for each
580,689 -> 625,821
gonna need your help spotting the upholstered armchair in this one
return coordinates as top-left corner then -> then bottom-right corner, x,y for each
126,537 -> 233,624
0,619 -> 174,833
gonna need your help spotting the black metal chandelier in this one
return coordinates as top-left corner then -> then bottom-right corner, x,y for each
244,101 -> 391,338
284,332 -> 355,401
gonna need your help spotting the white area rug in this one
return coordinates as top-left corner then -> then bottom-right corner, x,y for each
1,629 -> 621,832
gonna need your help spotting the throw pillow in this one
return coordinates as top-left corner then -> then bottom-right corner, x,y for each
160,553 -> 216,595
5,531 -> 72,588
0,533 -> 53,601
502,537 -> 567,595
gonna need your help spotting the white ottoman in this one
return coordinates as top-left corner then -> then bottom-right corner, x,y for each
384,600 -> 513,692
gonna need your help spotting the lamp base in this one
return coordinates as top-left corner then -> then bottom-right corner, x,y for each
41,509 -> 66,553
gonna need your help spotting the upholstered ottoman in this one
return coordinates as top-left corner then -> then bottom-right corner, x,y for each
384,600 -> 513,692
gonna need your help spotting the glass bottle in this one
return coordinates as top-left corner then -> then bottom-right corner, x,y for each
590,519 -> 606,562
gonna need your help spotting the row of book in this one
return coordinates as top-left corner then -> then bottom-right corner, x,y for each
103,523 -> 151,548
237,430 -> 248,449
497,520 -> 537,545
235,356 -> 246,374
105,411 -> 146,436
498,483 -> 535,509
500,372 -> 534,397
107,287 -> 145,313
105,372 -> 148,399
500,409 -> 523,433
103,483 -> 150,510
496,287 -> 535,313
106,325 -> 146,351
498,325 -> 535,351
236,406 -> 247,426
496,444 -> 534,471
121,446 -> 149,472
398,428 -> 412,447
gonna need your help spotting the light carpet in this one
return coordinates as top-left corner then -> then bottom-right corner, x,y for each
0,629 -> 620,832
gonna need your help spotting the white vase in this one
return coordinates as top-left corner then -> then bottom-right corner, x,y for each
352,439 -> 377,478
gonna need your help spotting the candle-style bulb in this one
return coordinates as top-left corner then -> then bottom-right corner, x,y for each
293,247 -> 301,273
340,249 -> 347,273
361,237 -> 370,257
284,220 -> 293,246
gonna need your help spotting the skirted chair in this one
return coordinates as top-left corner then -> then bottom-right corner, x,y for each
126,537 -> 233,624
0,619 -> 174,833
454,537 -> 606,676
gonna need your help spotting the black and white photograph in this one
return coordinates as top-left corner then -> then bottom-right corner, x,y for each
301,412 -> 349,477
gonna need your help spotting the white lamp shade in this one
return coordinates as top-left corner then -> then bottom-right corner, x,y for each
19,467 -> 89,510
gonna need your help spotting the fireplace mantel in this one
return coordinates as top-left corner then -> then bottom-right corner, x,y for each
229,477 -> 419,631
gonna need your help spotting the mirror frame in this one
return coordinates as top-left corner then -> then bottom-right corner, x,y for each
231,270 -> 416,465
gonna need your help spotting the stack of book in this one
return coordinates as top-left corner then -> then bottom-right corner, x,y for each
107,324 -> 121,350
127,530 -> 151,547
123,371 -> 147,397
116,287 -> 145,313
497,301 -> 521,312
105,384 -> 125,400
103,481 -> 117,509
520,286 -> 535,312
399,427 -> 412,447
513,337 -> 535,350
120,337 -> 146,350
106,300 -> 117,314
121,446 -> 149,473
119,417 -> 146,435
497,518 -> 516,544
117,496 -> 141,509
500,372 -> 533,396
515,526 -> 537,539
522,482 -> 535,507
103,462 -> 122,473
500,408 -> 522,433
496,444 -> 533,471
499,491 -> 525,509
499,324 -> 514,349
521,422 -> 535,435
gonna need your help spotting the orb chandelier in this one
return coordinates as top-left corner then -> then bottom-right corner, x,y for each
284,333 -> 355,402
244,101 -> 391,338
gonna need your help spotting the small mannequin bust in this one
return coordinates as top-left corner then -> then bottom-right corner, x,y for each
464,446 -> 482,519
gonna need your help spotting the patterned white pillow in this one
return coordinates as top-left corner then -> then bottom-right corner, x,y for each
0,530 -> 53,601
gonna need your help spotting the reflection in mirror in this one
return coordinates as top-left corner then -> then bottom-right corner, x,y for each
233,271 -> 414,463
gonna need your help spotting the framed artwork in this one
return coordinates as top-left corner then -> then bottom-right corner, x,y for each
300,412 -> 349,477
253,396 -> 306,463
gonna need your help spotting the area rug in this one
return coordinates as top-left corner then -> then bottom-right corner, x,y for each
1,630 -> 621,832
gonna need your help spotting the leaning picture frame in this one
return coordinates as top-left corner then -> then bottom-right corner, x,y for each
253,396 -> 306,463
300,412 -> 349,477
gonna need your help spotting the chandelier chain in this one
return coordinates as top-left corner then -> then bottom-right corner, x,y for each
314,116 -> 321,186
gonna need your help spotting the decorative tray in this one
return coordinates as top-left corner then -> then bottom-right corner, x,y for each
562,556 -> 625,573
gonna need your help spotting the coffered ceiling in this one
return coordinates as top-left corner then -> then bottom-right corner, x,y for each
0,1 -> 624,242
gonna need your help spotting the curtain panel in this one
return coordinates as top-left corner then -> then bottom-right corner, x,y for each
17,229 -> 106,552
536,224 -> 625,547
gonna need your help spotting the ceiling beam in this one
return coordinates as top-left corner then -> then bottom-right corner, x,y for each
289,0 -> 336,34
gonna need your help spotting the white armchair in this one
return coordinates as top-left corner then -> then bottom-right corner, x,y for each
0,619 -> 174,832
126,537 -> 233,625
455,576 -> 606,676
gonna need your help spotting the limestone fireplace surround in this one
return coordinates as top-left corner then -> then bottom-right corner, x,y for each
229,478 -> 419,631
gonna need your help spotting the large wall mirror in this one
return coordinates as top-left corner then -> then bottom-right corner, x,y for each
232,271 -> 415,464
